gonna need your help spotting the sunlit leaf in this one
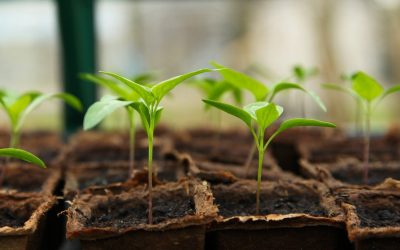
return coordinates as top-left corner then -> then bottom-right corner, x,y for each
211,62 -> 269,101
202,99 -> 252,128
352,71 -> 383,102
84,97 -> 133,130
255,103 -> 283,131
0,148 -> 45,168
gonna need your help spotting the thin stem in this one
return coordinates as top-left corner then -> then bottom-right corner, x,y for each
256,130 -> 264,215
363,103 -> 371,184
10,128 -> 19,148
147,106 -> 156,225
127,108 -> 136,178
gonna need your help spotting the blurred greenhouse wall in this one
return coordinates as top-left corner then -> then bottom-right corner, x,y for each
0,0 -> 399,132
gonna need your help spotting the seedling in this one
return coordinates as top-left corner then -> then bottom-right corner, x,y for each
0,91 -> 82,148
87,68 -> 214,224
322,73 -> 363,133
0,148 -> 46,187
211,62 -> 326,172
81,72 -> 153,176
203,99 -> 335,214
344,72 -> 400,183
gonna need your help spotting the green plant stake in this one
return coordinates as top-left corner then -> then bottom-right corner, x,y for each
0,148 -> 46,187
93,68 -> 214,224
81,73 -> 153,177
348,72 -> 400,183
203,99 -> 335,214
0,91 -> 82,148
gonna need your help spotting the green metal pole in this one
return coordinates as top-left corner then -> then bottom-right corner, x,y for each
56,0 -> 97,136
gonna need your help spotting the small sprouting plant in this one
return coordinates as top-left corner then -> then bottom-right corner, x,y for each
86,68 -> 214,224
0,148 -> 46,186
81,72 -> 155,177
328,72 -> 400,183
211,62 -> 327,172
203,99 -> 335,214
0,91 -> 82,148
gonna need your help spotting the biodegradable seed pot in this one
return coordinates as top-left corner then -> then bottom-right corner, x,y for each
0,193 -> 56,250
205,179 -> 352,250
66,179 -> 218,250
335,180 -> 400,250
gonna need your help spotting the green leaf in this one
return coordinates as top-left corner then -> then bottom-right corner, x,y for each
211,62 -> 269,101
152,68 -> 214,101
154,106 -> 164,125
276,118 -> 336,135
131,72 -> 157,84
255,103 -> 283,131
380,84 -> 400,100
84,98 -> 133,130
0,148 -> 45,168
322,83 -> 359,100
202,99 -> 252,128
352,72 -> 383,102
269,82 -> 326,112
8,92 -> 41,124
101,71 -> 155,104
16,93 -> 82,132
81,73 -> 135,100
293,65 -> 318,82
244,102 -> 269,120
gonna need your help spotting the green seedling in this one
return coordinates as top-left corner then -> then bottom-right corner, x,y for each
86,68 -> 214,224
322,72 -> 363,133
211,62 -> 326,173
292,64 -> 319,117
81,72 -> 155,177
332,71 -> 400,183
0,91 -> 82,148
203,99 -> 335,214
0,148 -> 46,187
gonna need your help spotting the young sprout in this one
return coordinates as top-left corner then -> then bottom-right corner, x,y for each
348,72 -> 400,183
203,99 -> 335,214
81,72 -> 154,177
0,148 -> 46,187
211,62 -> 326,173
322,73 -> 363,133
0,91 -> 82,148
87,68 -> 214,224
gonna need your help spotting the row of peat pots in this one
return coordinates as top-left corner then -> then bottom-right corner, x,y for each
1,127 -> 400,250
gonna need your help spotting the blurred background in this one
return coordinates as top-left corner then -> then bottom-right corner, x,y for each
1,0 -> 400,133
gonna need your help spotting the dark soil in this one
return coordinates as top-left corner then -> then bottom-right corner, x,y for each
85,189 -> 195,228
332,167 -> 400,186
0,195 -> 42,228
305,138 -> 399,164
212,183 -> 327,218
353,193 -> 400,228
1,164 -> 49,192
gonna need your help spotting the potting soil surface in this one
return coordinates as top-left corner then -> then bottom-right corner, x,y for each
354,193 -> 400,228
85,189 -> 196,228
0,198 -> 41,228
212,185 -> 327,218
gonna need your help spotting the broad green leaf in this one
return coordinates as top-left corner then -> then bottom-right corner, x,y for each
232,87 -> 243,105
322,83 -> 359,100
131,72 -> 157,84
211,62 -> 269,101
16,93 -> 82,131
276,118 -> 336,135
207,81 -> 232,101
81,73 -> 135,100
8,92 -> 41,124
202,99 -> 252,128
269,82 -> 326,112
244,102 -> 269,120
352,72 -> 383,102
0,148 -> 45,168
255,103 -> 283,131
84,98 -> 133,130
152,68 -> 214,101
101,71 -> 154,104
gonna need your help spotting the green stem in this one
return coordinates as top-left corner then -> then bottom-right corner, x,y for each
127,108 -> 136,178
256,131 -> 264,215
10,128 -> 19,148
147,114 -> 155,225
363,103 -> 371,184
